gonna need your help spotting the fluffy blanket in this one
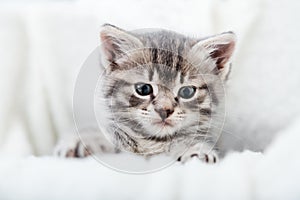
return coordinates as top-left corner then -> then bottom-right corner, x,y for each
1,118 -> 300,199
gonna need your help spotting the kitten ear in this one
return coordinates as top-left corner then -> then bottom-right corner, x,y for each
100,24 -> 143,68
191,32 -> 236,80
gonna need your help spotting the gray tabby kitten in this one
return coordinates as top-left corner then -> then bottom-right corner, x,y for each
56,24 -> 236,163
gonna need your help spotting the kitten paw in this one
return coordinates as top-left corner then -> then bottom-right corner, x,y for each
54,133 -> 115,158
54,139 -> 90,158
177,148 -> 218,164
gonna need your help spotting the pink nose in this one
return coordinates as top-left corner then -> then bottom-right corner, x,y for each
155,108 -> 174,121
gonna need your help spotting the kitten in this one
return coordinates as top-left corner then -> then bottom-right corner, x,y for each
55,24 -> 236,163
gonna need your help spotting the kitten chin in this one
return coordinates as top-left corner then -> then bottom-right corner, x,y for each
55,24 -> 236,164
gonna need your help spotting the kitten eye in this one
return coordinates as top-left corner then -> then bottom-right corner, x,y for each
135,83 -> 153,96
178,86 -> 196,99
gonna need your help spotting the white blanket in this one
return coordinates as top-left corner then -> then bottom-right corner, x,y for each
1,117 -> 300,199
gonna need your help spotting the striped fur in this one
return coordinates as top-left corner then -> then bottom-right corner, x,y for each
98,24 -> 236,158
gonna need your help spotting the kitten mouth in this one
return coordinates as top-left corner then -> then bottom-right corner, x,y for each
152,119 -> 174,127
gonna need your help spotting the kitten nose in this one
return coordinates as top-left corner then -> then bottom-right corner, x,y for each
155,108 -> 174,121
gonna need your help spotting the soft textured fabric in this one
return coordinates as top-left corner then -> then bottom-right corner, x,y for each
1,117 -> 300,199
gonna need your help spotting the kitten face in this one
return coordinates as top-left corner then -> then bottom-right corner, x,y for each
105,63 -> 211,138
100,24 -> 236,140
133,69 -> 211,138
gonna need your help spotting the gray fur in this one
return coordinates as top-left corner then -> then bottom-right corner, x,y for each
55,24 -> 236,162
97,24 -> 236,162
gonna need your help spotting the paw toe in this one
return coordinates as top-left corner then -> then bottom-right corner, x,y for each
202,153 -> 218,164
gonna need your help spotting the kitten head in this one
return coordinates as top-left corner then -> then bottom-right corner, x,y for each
100,24 -> 236,139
